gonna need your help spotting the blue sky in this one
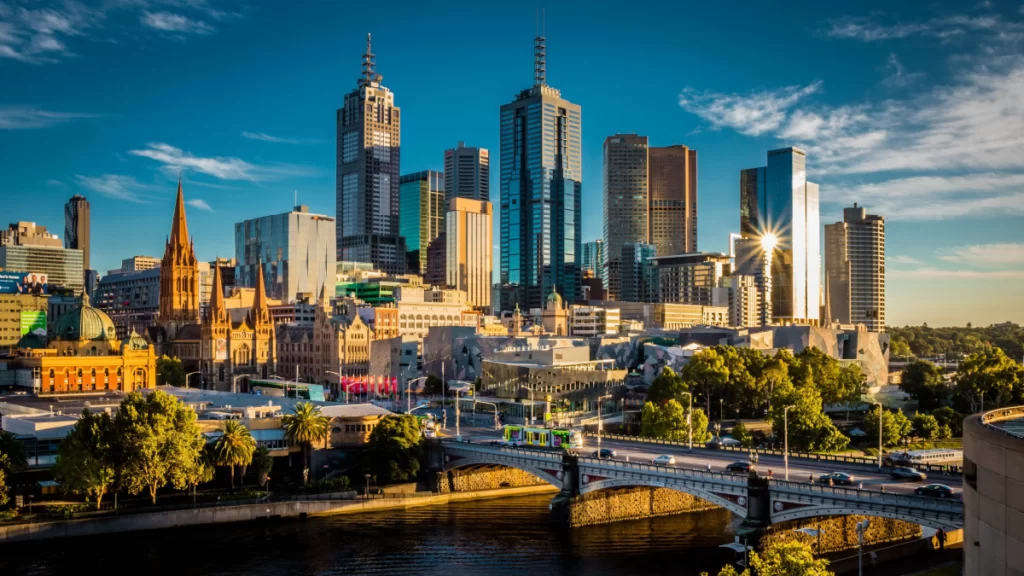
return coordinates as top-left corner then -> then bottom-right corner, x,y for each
2,0 -> 1023,327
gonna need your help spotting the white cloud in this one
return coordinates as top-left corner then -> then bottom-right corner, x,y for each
825,14 -> 1024,43
0,106 -> 97,129
46,179 -> 66,187
141,11 -> 213,35
888,255 -> 925,266
128,142 -> 319,181
830,173 -> 1024,220
241,131 -> 321,145
882,53 -> 925,88
677,82 -> 822,136
74,174 -> 158,203
889,267 -> 1024,279
186,198 -> 213,211
939,243 -> 1024,266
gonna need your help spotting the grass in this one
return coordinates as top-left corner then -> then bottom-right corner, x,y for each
908,562 -> 961,576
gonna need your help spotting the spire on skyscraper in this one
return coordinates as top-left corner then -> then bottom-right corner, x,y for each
534,9 -> 546,86
359,33 -> 380,87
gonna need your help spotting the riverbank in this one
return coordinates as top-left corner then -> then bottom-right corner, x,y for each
0,484 -> 558,544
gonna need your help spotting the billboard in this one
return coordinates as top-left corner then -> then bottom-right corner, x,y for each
19,310 -> 46,336
0,272 -> 49,295
215,338 -> 228,360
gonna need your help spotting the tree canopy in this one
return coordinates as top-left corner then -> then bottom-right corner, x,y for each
864,406 -> 912,447
213,420 -> 256,489
647,367 -> 690,405
702,539 -> 833,576
366,415 -> 423,483
955,347 -> 1024,412
281,402 -> 330,483
889,323 -> 1024,361
53,409 -> 117,509
156,355 -> 186,387
900,360 -> 949,412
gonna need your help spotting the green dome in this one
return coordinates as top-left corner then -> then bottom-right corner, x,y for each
16,330 -> 47,349
54,294 -> 117,342
123,329 -> 149,351
546,289 -> 563,305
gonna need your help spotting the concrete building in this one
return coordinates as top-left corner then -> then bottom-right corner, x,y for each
740,147 -> 820,325
446,198 -> 492,310
0,245 -> 83,295
94,267 -> 161,339
0,221 -> 62,248
0,293 -> 48,347
825,203 -> 885,331
569,305 -> 619,337
235,205 -> 336,304
712,275 -> 761,328
119,256 -> 161,273
444,142 -> 489,202
64,195 -> 90,271
336,34 -> 406,273
652,252 -> 731,306
619,243 -> 658,304
399,170 -> 445,275
603,134 -> 649,299
499,32 -> 582,312
649,145 -> 698,256
591,301 -> 728,330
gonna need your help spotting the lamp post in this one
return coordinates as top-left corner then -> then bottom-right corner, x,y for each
451,380 -> 475,439
681,391 -> 693,453
364,473 -> 371,499
794,527 -> 826,556
326,370 -> 342,402
856,518 -> 871,576
474,400 -> 501,430
404,376 -> 428,414
872,401 -> 883,471
784,404 -> 795,481
719,398 -> 724,422
184,371 -> 200,389
596,394 -> 612,447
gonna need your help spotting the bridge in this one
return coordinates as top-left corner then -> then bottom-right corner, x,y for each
438,440 -> 964,530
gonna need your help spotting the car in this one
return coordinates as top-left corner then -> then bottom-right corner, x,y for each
591,448 -> 617,459
726,461 -> 755,474
915,484 -> 956,498
890,467 -> 927,481
817,472 -> 855,486
651,455 -> 676,466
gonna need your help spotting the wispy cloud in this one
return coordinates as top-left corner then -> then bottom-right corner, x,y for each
888,254 -> 925,266
186,198 -> 213,211
882,53 -> 925,88
830,173 -> 1024,220
241,131 -> 321,145
0,3 -> 100,63
141,11 -> 213,35
0,106 -> 98,129
46,179 -> 66,187
678,82 -> 822,136
129,142 -> 319,181
938,243 -> 1024,266
889,267 -> 1024,279
824,14 -> 1024,43
74,174 -> 159,203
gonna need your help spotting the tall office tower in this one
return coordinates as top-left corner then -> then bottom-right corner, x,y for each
734,237 -> 773,326
649,145 -> 697,256
603,134 -> 649,300
581,240 -> 604,277
235,205 -> 337,303
399,170 -> 445,274
159,180 -> 200,335
336,34 -> 406,274
446,198 -> 493,310
444,142 -> 489,202
499,31 -> 582,312
64,195 -> 90,270
739,147 -> 820,325
619,243 -> 657,303
824,203 -> 885,331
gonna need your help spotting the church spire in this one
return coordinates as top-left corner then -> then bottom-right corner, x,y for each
170,175 -> 190,248
251,261 -> 270,325
209,261 -> 226,322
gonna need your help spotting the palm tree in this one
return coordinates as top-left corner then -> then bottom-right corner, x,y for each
281,402 -> 330,484
212,420 -> 256,489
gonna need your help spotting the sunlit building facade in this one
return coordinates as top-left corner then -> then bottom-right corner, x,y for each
399,170 -> 445,275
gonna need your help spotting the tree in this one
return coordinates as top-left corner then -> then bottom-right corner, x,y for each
213,420 -> 256,489
715,346 -> 756,418
749,351 -> 793,418
731,421 -> 752,447
640,400 -> 711,443
254,445 -> 274,487
366,415 -> 423,483
0,431 -> 27,472
900,360 -> 949,412
835,364 -> 867,408
646,367 -> 689,405
931,406 -> 963,437
702,540 -> 833,576
0,453 -> 10,508
769,381 -> 849,453
156,355 -> 186,387
281,402 -> 330,484
911,413 -> 941,440
864,406 -> 912,447
890,338 -> 913,359
53,409 -> 116,510
422,373 -> 446,396
114,390 -> 206,504
792,347 -> 842,404
955,348 -> 1023,411
682,349 -> 730,415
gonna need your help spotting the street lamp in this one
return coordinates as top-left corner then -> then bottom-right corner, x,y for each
681,391 -> 693,453
872,401 -> 883,471
184,371 -> 200,389
364,473 -> 371,499
326,370 -> 342,402
794,527 -> 825,555
405,376 -> 428,415
856,518 -> 871,576
450,380 -> 474,439
719,398 -> 724,422
783,404 -> 795,481
596,394 -> 612,447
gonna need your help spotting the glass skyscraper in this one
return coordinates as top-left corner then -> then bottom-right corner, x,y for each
499,33 -> 582,312
739,147 -> 820,324
399,170 -> 445,275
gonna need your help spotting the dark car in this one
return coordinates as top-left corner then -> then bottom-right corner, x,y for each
891,467 -> 928,481
726,461 -> 755,474
591,448 -> 617,459
817,472 -> 855,486
915,484 -> 956,498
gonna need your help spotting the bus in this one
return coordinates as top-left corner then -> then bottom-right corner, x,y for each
888,449 -> 963,467
503,425 -> 584,449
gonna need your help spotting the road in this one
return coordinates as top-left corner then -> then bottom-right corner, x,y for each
447,425 -> 962,498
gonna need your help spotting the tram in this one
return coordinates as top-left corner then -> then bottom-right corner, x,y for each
502,425 -> 584,449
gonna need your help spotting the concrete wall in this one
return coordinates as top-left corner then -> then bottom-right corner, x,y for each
554,487 -> 719,528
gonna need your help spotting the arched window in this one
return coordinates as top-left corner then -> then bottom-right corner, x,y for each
91,346 -> 97,356
77,369 -> 83,377
48,369 -> 54,378
116,368 -> 122,376
91,369 -> 96,377
104,368 -> 109,376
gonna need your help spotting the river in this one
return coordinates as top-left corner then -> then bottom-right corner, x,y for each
0,494 -> 744,576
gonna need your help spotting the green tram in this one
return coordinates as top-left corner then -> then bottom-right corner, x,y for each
502,425 -> 584,449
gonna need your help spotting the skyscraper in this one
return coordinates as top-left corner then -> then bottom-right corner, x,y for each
499,31 -> 582,312
336,34 -> 406,274
825,203 -> 885,331
64,195 -> 90,271
581,240 -> 604,278
446,198 -> 493,310
739,147 -> 820,324
619,243 -> 658,303
444,142 -> 489,202
649,145 -> 697,256
399,170 -> 444,274
603,134 -> 649,300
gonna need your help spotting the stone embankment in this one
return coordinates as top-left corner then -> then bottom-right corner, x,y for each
760,514 -> 923,553
436,467 -> 549,493
553,487 -> 720,527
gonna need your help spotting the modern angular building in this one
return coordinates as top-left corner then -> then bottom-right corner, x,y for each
336,34 -> 406,274
399,170 -> 445,275
444,142 -> 489,202
649,145 -> 697,256
824,203 -> 885,331
739,147 -> 820,325
64,195 -> 90,271
446,198 -> 493,310
581,240 -> 604,279
499,32 -> 582,312
651,252 -> 730,306
235,205 -> 337,303
603,134 -> 649,300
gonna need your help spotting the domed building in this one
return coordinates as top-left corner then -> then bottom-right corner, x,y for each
542,287 -> 568,336
10,294 -> 156,395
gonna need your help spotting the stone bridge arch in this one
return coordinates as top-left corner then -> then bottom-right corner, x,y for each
440,445 -> 566,490
578,477 -> 748,518
770,503 -> 962,531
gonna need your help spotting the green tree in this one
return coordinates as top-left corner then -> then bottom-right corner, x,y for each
911,413 -> 941,440
53,409 -> 116,510
366,415 -> 423,483
792,347 -> 842,401
682,349 -> 730,415
769,381 -> 849,452
835,363 -> 867,408
731,421 -> 752,447
749,351 -> 793,418
931,406 -> 963,437
715,346 -> 756,418
114,390 -> 206,504
646,367 -> 689,405
422,373 -> 446,396
155,355 -> 186,386
955,348 -> 1023,411
0,453 -> 10,508
254,445 -> 274,487
890,338 -> 913,359
900,360 -> 949,412
213,420 -> 256,489
702,540 -> 833,576
281,402 -> 330,484
0,430 -> 27,471
640,400 -> 711,443
864,406 -> 912,447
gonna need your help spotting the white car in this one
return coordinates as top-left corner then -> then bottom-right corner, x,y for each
652,455 -> 676,466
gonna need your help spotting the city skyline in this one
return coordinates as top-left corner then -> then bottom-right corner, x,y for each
2,1 -> 1022,325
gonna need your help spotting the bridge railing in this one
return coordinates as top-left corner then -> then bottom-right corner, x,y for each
577,455 -> 748,485
769,478 -> 963,512
981,406 -> 1024,439
586,432 -> 962,474
440,440 -> 565,462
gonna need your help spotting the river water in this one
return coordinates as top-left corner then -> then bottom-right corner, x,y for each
1,494 -> 743,576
